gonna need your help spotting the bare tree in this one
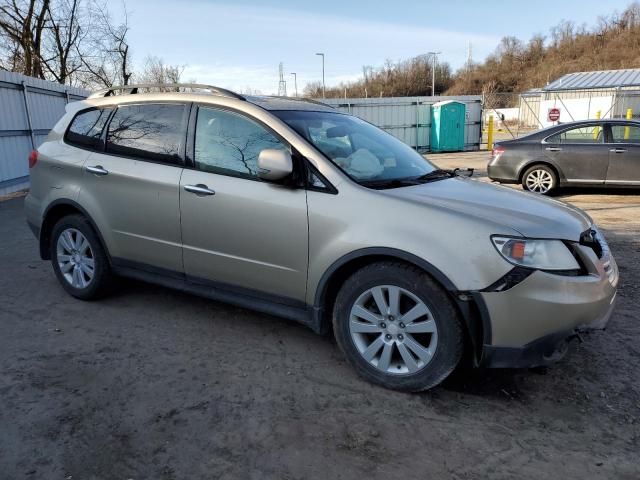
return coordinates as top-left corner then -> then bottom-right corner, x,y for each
136,55 -> 184,88
0,0 -> 132,88
304,54 -> 452,99
43,0 -> 83,84
74,0 -> 132,88
0,0 -> 50,78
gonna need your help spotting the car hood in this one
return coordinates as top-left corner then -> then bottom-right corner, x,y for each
386,177 -> 592,241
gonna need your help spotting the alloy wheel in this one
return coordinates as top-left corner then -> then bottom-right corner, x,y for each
349,285 -> 438,375
56,228 -> 95,289
525,169 -> 553,193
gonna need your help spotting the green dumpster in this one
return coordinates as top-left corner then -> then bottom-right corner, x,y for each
430,100 -> 466,152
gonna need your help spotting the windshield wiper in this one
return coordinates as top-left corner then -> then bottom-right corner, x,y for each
415,169 -> 456,181
415,167 -> 474,182
359,178 -> 421,189
360,168 -> 474,190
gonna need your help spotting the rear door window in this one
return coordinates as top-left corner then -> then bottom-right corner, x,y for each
65,108 -> 113,149
611,124 -> 640,143
547,125 -> 603,144
106,103 -> 188,164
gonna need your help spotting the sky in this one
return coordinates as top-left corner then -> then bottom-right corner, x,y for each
117,0 -> 634,94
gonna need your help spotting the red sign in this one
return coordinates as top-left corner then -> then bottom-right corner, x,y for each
548,108 -> 561,122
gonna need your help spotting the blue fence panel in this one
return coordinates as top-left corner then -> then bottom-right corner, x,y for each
0,71 -> 88,195
321,95 -> 482,152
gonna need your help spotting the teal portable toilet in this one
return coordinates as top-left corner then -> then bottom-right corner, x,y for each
430,100 -> 465,152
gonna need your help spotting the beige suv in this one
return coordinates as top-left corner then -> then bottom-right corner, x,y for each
25,84 -> 618,391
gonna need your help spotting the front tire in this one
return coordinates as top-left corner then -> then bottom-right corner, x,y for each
50,214 -> 112,300
522,164 -> 557,195
332,262 -> 464,392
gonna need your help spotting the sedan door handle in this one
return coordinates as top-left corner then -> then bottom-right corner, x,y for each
184,184 -> 215,196
86,165 -> 108,176
610,148 -> 627,153
545,147 -> 562,152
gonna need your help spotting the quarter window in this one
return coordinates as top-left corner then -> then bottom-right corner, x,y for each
65,108 -> 113,149
106,104 -> 186,164
611,124 -> 640,143
547,126 -> 603,144
194,107 -> 288,179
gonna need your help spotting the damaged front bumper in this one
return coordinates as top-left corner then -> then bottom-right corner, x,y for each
477,240 -> 618,369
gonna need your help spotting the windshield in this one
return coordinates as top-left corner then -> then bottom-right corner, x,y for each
272,110 -> 437,185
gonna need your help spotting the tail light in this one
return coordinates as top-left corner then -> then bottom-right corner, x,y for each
28,150 -> 38,168
491,146 -> 505,158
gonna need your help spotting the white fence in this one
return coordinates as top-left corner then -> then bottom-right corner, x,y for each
0,71 -> 88,195
321,95 -> 483,152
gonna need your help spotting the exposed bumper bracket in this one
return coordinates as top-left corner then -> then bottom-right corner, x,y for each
480,329 -> 579,369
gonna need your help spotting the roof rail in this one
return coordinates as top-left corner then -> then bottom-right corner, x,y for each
88,83 -> 246,100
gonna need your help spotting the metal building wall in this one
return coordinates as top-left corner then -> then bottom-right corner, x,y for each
321,96 -> 482,152
0,71 -> 88,195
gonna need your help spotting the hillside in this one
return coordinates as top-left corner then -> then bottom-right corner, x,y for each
446,2 -> 640,96
303,55 -> 452,98
304,3 -> 640,99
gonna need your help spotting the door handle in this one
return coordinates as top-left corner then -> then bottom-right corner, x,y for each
610,148 -> 627,153
545,147 -> 562,152
184,184 -> 215,196
86,165 -> 108,176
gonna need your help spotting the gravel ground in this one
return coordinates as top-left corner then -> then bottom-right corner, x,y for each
1,152 -> 639,479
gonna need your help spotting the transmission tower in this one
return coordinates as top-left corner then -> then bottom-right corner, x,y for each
277,62 -> 287,96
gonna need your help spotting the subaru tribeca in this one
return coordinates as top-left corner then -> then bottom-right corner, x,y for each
25,84 -> 618,392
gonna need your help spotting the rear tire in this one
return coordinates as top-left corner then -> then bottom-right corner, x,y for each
332,261 -> 464,392
50,214 -> 112,300
522,164 -> 557,195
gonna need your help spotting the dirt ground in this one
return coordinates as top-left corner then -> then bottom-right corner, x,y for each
1,152 -> 639,479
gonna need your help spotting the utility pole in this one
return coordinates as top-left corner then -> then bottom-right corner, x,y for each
316,52 -> 325,98
428,51 -> 441,97
277,62 -> 287,96
290,72 -> 298,97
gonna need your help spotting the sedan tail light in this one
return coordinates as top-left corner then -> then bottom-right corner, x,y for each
491,146 -> 505,158
28,150 -> 38,168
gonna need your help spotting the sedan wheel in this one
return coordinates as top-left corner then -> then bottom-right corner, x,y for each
523,165 -> 557,194
349,285 -> 438,375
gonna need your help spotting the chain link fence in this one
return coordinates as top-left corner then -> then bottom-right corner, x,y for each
480,89 -> 640,148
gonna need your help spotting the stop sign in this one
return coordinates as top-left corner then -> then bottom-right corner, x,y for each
548,108 -> 561,122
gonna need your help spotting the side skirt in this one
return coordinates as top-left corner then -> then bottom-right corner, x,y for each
111,258 -> 321,333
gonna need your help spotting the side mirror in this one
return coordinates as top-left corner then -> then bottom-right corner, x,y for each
257,149 -> 293,181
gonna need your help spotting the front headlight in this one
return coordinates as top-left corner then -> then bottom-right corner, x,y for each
491,236 -> 580,271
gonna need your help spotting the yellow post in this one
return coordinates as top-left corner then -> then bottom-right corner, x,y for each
487,115 -> 494,151
593,110 -> 601,139
625,108 -> 633,139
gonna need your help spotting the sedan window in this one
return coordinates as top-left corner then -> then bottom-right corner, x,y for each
547,126 -> 603,144
611,124 -> 640,144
